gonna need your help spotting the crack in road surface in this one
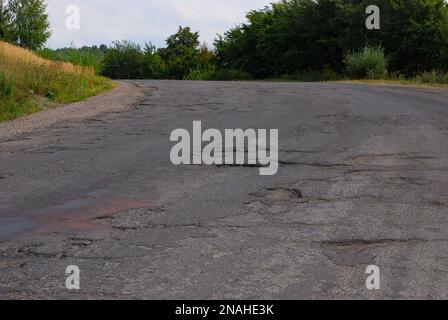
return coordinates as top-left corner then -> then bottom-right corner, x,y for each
1,80 -> 448,299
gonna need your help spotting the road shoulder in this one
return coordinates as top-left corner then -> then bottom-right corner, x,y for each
0,81 -> 152,141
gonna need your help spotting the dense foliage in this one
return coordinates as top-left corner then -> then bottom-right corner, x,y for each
215,0 -> 448,78
99,0 -> 448,80
101,41 -> 145,79
100,27 -> 215,80
3,0 -> 448,82
0,0 -> 50,50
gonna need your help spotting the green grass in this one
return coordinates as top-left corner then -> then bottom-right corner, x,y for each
38,47 -> 106,74
338,71 -> 448,90
0,41 -> 115,122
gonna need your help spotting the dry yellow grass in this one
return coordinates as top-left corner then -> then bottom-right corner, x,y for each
0,41 -> 114,121
0,41 -> 95,75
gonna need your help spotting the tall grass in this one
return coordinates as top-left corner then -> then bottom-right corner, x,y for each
38,47 -> 106,74
0,41 -> 114,121
184,65 -> 252,81
344,46 -> 388,79
415,71 -> 448,85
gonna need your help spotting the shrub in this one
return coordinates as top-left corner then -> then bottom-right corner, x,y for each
344,46 -> 388,79
184,65 -> 217,80
101,41 -> 144,79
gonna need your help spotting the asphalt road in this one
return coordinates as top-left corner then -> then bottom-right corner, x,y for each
1,80 -> 448,299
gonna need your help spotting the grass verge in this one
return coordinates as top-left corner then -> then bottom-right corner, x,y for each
0,41 -> 115,122
337,79 -> 448,90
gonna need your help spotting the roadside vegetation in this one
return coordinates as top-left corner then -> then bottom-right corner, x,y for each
38,45 -> 108,74
99,27 -> 251,81
3,0 -> 448,85
0,0 -> 113,121
78,0 -> 447,85
212,0 -> 448,83
0,41 -> 114,121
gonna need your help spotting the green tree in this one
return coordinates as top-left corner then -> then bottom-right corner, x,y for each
141,42 -> 164,79
7,0 -> 51,50
159,26 -> 201,79
0,0 -> 11,41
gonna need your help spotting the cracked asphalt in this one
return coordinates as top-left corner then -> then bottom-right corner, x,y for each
1,80 -> 448,299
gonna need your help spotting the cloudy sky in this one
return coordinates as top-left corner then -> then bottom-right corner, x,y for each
44,0 -> 273,48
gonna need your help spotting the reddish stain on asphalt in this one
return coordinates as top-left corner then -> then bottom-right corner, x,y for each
27,196 -> 154,235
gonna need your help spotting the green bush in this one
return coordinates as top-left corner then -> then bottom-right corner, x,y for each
184,65 -> 217,80
344,46 -> 388,79
101,41 -> 145,79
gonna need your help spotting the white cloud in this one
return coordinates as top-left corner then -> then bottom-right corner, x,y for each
44,0 -> 272,48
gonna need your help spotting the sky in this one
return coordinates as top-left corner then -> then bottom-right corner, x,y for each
44,0 -> 274,49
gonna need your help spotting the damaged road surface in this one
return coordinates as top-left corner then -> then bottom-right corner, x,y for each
1,80 -> 448,299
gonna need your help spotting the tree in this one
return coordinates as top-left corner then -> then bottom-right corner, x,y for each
141,42 -> 164,79
7,0 -> 51,50
159,26 -> 201,79
0,0 -> 10,41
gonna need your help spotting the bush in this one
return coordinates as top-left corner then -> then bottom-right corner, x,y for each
184,65 -> 217,80
101,41 -> 144,79
344,46 -> 388,79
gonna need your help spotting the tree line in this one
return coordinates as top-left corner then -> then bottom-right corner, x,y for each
1,0 -> 448,81
214,0 -> 448,78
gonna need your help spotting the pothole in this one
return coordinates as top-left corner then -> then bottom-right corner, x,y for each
69,238 -> 94,247
253,187 -> 303,201
319,238 -> 427,252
